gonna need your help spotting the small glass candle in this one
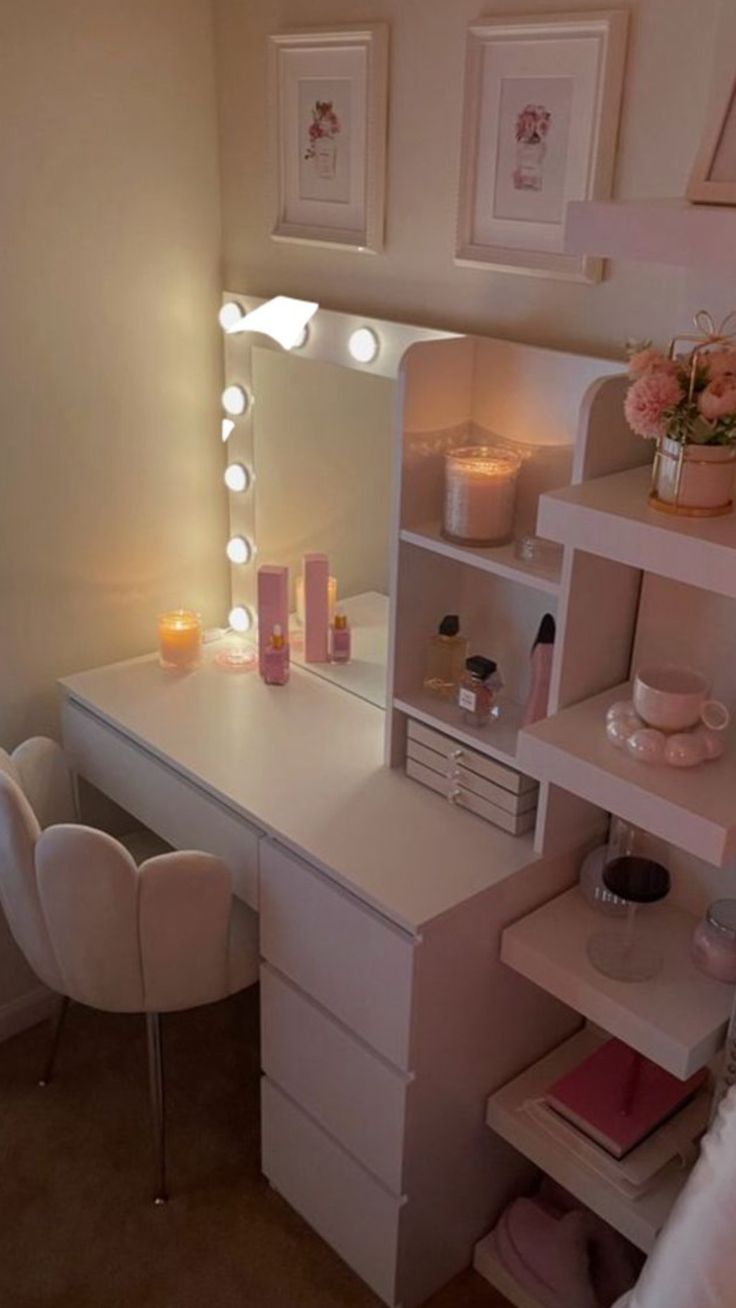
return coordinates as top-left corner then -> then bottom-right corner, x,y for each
443,447 -> 521,546
692,900 -> 736,983
158,609 -> 202,670
295,574 -> 337,626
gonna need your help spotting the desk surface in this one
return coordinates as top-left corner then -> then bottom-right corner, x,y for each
61,647 -> 538,933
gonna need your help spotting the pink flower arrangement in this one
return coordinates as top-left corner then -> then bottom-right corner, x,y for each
515,105 -> 551,145
624,337 -> 736,446
304,100 -> 341,161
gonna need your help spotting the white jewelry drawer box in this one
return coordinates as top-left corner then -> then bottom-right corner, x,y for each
405,719 -> 537,836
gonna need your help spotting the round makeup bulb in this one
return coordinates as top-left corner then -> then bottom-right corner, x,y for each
218,301 -> 245,330
228,605 -> 253,633
226,535 -> 253,565
294,324 -> 310,349
348,327 -> 379,364
224,463 -> 250,493
221,384 -> 249,417
221,418 -> 235,443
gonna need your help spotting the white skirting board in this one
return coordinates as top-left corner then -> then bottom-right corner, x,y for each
0,986 -> 56,1044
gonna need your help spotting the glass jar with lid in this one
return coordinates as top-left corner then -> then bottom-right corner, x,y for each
692,900 -> 736,983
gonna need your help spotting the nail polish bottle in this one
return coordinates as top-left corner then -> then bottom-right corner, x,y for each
262,624 -> 290,685
330,612 -> 351,663
521,613 -> 556,727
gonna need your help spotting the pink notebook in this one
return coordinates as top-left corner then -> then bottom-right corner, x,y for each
544,1038 -> 708,1159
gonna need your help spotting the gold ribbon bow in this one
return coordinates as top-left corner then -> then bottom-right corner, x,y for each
668,310 -> 736,401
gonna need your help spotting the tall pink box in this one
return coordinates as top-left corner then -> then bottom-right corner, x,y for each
303,553 -> 329,663
257,565 -> 289,669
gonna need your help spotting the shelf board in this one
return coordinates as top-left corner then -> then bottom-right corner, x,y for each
565,197 -> 736,273
517,682 -> 736,867
400,524 -> 561,596
393,689 -> 522,768
538,465 -> 736,600
473,1233 -> 546,1308
501,888 -> 732,1079
486,1028 -> 693,1252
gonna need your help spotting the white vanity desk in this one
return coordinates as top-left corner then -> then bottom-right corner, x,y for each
60,644 -> 577,1308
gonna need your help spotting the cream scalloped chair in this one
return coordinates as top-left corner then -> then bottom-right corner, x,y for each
0,754 -> 259,1204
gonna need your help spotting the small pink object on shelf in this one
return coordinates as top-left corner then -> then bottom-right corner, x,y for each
261,625 -> 290,686
692,900 -> 736,983
521,613 -> 556,727
329,613 -> 351,664
257,565 -> 289,670
303,553 -> 329,663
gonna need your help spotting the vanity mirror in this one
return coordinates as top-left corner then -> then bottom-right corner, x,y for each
221,295 -> 451,707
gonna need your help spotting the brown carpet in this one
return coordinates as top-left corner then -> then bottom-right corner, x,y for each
0,989 -> 508,1308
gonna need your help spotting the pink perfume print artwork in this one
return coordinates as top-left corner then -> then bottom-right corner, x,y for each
304,100 -> 341,180
513,104 -> 551,192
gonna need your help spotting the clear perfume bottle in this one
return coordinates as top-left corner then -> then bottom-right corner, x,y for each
458,656 -> 503,728
423,615 -> 468,699
262,624 -> 290,686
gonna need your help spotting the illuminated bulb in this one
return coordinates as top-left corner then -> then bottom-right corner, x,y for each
218,300 -> 245,330
228,605 -> 253,633
294,324 -> 310,349
224,462 -> 250,493
221,384 -> 249,417
221,418 -> 235,443
226,535 -> 253,565
227,296 -> 319,350
348,327 -> 379,364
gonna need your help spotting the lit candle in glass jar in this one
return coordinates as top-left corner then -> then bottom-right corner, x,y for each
443,447 -> 521,546
158,610 -> 202,670
295,574 -> 337,626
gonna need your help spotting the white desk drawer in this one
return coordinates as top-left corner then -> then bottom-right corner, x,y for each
262,1078 -> 401,1305
260,841 -> 416,1070
261,964 -> 410,1193
62,699 -> 261,909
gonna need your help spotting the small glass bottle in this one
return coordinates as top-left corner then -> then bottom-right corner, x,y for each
692,901 -> 736,983
458,656 -> 502,728
423,615 -> 468,699
262,624 -> 290,686
330,612 -> 351,663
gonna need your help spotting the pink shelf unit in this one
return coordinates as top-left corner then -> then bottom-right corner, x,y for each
565,198 -> 736,272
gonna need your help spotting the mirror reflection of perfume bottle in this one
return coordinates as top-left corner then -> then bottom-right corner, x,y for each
423,615 -> 468,699
330,613 -> 351,664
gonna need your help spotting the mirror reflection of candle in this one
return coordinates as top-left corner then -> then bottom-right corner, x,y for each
295,575 -> 337,626
158,610 -> 202,670
443,446 -> 521,546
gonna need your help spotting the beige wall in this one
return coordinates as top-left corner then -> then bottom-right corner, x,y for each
214,0 -> 729,358
0,0 -> 227,1004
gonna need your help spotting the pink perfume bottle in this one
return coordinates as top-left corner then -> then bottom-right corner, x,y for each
262,625 -> 290,685
330,613 -> 351,663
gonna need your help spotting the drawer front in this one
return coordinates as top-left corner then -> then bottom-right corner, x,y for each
260,840 -> 415,1070
262,1078 -> 401,1304
407,718 -> 536,795
261,964 -> 410,1193
62,700 -> 261,909
406,758 -> 536,836
407,741 -> 536,815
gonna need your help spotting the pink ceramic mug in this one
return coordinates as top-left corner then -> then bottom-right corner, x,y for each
633,664 -> 730,733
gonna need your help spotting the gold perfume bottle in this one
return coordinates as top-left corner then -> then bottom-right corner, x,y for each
423,615 -> 468,699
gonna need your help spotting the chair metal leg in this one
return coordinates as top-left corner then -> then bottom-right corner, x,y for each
145,1012 -> 168,1205
38,996 -> 70,1087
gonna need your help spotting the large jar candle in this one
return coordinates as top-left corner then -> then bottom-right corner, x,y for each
443,447 -> 521,546
158,609 -> 202,670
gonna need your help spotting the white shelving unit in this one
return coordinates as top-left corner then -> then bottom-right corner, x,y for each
485,1028 -> 694,1252
398,524 -> 562,596
393,690 -> 522,768
517,683 -> 736,868
565,197 -> 736,272
538,466 -> 736,600
501,889 -> 733,1079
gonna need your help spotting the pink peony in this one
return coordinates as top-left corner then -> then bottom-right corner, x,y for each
698,377 -> 736,421
627,346 -> 674,380
704,347 -> 736,379
624,370 -> 684,439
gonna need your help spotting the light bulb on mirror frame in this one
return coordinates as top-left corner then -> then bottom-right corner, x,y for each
221,384 -> 249,417
218,301 -> 245,331
228,605 -> 253,633
226,535 -> 254,565
224,463 -> 250,493
348,327 -> 379,364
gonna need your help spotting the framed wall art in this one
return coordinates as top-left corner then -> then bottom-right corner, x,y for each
687,70 -> 736,205
455,12 -> 628,282
268,25 -> 388,252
